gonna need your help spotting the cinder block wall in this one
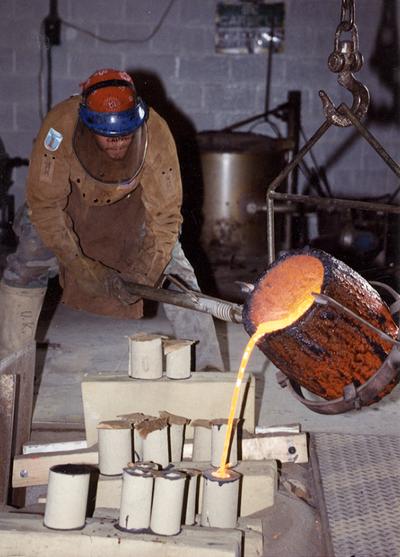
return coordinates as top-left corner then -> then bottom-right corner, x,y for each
1,0 -> 399,209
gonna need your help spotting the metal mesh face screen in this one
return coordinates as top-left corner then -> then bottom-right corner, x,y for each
312,433 -> 400,557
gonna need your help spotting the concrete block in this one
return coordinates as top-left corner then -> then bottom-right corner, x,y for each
13,0 -> 48,19
150,25 -> 182,55
236,517 -> 264,557
95,23 -> 154,53
230,56 -> 286,85
0,512 -> 241,556
67,51 -> 124,80
70,0 -> 125,22
0,75 -> 38,103
96,460 -> 277,516
180,56 -> 230,83
289,0 -> 337,22
180,0 -> 215,25
0,20 -> 40,49
15,103 -> 42,133
176,27 -> 208,55
82,372 -> 256,446
125,0 -> 181,24
203,83 -> 257,112
0,48 -> 14,73
133,54 -> 178,78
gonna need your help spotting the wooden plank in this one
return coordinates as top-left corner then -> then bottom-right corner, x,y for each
0,513 -> 241,557
183,432 -> 308,463
0,343 -> 36,506
15,431 -> 306,488
12,447 -> 98,488
241,432 -> 308,463
0,375 -> 17,508
0,343 -> 36,456
23,439 -> 87,455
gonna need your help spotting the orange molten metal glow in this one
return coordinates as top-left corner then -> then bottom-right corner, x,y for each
250,255 -> 325,328
213,255 -> 325,479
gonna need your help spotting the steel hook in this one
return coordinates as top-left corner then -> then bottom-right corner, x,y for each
319,72 -> 370,127
322,2 -> 370,127
321,24 -> 370,127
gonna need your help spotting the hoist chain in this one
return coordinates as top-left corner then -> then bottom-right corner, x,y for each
339,0 -> 355,32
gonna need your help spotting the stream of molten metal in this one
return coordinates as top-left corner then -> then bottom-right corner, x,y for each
213,292 -> 318,479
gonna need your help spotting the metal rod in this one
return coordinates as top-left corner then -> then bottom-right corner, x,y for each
340,104 -> 400,179
312,292 -> 400,346
267,197 -> 276,263
122,280 -> 243,324
267,119 -> 332,196
270,192 -> 400,214
266,119 -> 332,262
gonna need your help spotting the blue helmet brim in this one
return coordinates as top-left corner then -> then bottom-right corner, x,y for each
79,98 -> 148,136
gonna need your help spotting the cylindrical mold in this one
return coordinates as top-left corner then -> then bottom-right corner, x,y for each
118,466 -> 154,532
159,411 -> 190,462
169,423 -> 185,462
180,468 -> 201,525
150,470 -> 186,536
243,247 -> 399,404
200,468 -> 241,529
138,417 -> 169,468
118,412 -> 151,462
210,418 -> 238,468
164,339 -> 193,379
133,428 -> 144,462
191,419 -> 212,462
128,333 -> 163,380
44,464 -> 91,530
97,420 -> 132,476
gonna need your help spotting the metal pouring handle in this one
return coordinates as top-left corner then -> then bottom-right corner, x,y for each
122,279 -> 244,324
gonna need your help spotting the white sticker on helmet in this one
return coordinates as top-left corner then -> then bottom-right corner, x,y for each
44,128 -> 63,151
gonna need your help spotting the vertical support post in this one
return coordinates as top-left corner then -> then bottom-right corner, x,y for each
283,91 -> 301,251
266,119 -> 332,263
0,374 -> 17,508
0,342 -> 36,507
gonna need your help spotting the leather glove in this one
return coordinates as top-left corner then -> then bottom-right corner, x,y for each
67,256 -> 140,304
67,256 -> 110,298
104,271 -> 141,306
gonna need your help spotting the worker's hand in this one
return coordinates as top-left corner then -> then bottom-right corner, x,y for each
105,271 -> 141,305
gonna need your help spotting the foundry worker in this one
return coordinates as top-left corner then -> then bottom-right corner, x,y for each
0,68 -> 223,370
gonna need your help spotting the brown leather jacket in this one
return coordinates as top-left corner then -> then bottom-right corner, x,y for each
26,96 -> 183,318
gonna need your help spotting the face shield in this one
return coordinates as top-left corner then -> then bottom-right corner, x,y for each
74,74 -> 148,184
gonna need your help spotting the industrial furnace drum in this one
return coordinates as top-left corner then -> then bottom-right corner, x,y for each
243,248 -> 399,410
197,132 -> 288,260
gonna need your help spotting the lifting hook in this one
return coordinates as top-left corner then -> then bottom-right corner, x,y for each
320,0 -> 370,127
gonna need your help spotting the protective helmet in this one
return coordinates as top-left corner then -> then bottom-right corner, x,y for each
79,69 -> 148,136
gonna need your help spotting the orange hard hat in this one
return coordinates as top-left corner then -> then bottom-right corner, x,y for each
79,69 -> 148,136
80,69 -> 136,112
